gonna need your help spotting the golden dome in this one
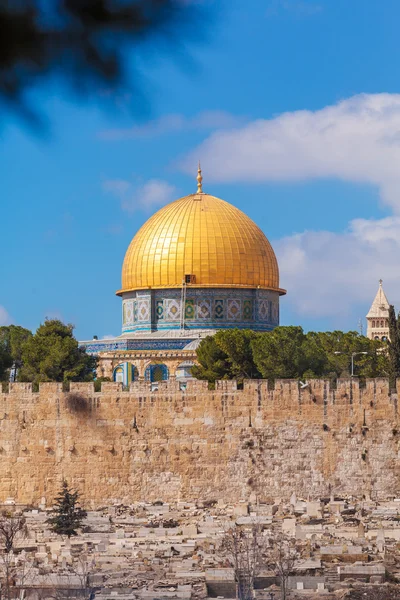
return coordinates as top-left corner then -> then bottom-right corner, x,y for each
117,191 -> 285,296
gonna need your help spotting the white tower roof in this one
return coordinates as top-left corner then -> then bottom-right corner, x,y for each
366,280 -> 390,319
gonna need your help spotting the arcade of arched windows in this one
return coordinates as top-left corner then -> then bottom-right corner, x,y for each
97,355 -> 198,382
371,319 -> 388,329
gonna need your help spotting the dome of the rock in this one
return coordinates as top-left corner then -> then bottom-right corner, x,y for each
80,170 -> 287,383
114,171 -> 285,336
84,166 -> 286,385
118,193 -> 284,295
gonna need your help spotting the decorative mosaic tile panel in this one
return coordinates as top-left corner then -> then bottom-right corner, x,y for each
272,300 -> 279,323
156,300 -> 164,320
185,299 -> 195,319
227,299 -> 241,320
133,300 -> 138,322
257,299 -> 269,321
123,302 -> 127,325
198,299 -> 212,319
137,298 -> 150,322
166,299 -> 181,321
243,299 -> 252,320
124,300 -> 134,325
214,299 -> 224,319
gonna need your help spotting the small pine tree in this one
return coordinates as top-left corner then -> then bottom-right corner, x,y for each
47,480 -> 87,538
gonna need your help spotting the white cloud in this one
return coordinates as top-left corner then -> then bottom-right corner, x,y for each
0,306 -> 11,326
182,93 -> 400,212
276,215 -> 400,318
103,179 -> 130,195
98,110 -> 245,141
103,178 -> 176,213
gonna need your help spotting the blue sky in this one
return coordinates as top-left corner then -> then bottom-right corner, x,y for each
2,0 -> 400,339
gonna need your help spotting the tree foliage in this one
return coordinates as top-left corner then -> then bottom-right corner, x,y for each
0,0 -> 202,123
191,335 -> 232,383
251,326 -> 310,380
388,305 -> 400,387
191,329 -> 261,384
0,341 -> 12,382
194,327 -> 389,384
213,329 -> 261,380
18,319 -> 97,384
47,480 -> 87,538
0,325 -> 32,381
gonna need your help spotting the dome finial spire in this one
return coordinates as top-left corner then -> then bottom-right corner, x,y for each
197,161 -> 203,193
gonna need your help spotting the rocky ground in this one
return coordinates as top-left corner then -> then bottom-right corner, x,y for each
3,494 -> 400,599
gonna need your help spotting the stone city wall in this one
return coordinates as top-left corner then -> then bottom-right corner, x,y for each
0,378 -> 398,507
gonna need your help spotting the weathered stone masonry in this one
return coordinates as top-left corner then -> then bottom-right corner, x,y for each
0,378 -> 399,507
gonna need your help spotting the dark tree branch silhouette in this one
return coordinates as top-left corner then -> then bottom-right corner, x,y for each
221,523 -> 264,600
0,510 -> 28,600
0,0 -> 203,123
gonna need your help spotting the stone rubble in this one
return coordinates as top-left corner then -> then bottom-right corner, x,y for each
3,494 -> 400,599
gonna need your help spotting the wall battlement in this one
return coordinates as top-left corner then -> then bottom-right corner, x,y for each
0,379 -> 398,506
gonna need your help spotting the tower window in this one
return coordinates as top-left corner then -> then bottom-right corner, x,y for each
372,320 -> 375,328
184,274 -> 195,284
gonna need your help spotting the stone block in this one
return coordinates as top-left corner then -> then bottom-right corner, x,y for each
233,503 -> 248,516
282,518 -> 296,537
182,524 -> 197,537
9,383 -> 32,394
307,502 -> 322,518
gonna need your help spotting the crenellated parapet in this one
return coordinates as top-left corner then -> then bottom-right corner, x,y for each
0,378 -> 398,506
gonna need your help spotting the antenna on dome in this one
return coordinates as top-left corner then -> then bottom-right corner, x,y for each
196,161 -> 203,193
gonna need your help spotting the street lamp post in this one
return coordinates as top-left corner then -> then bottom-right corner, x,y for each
334,351 -> 369,377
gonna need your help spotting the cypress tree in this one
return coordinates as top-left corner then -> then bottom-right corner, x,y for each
388,305 -> 400,388
47,480 -> 87,538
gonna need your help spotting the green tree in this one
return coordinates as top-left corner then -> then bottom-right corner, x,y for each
192,329 -> 261,384
0,325 -> 32,381
388,305 -> 400,386
251,326 -> 312,381
306,330 -> 388,380
194,327 -> 389,385
18,319 -> 97,385
213,329 -> 261,380
47,481 -> 87,538
191,335 -> 231,383
0,345 -> 12,382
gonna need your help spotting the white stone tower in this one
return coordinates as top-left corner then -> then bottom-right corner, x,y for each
366,280 -> 390,341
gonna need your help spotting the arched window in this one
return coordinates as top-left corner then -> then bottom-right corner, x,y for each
374,336 -> 380,340
381,320 -> 384,327
382,336 -> 388,342
145,364 -> 169,382
176,361 -> 195,380
113,365 -> 124,383
113,363 -> 138,385
372,320 -> 376,328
